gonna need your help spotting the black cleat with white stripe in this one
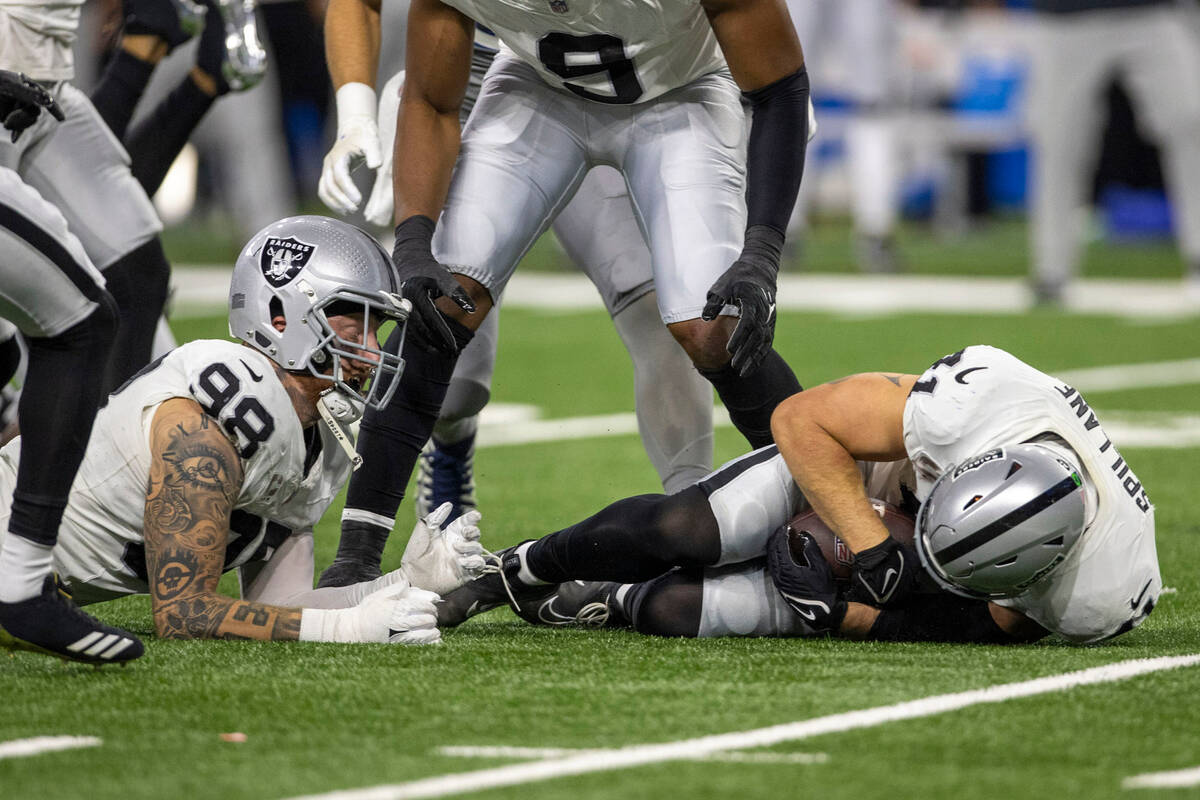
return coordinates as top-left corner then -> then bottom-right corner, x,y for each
0,576 -> 143,665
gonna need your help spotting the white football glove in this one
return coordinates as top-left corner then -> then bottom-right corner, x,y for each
318,82 -> 382,216
400,501 -> 487,596
299,578 -> 441,644
363,69 -> 404,227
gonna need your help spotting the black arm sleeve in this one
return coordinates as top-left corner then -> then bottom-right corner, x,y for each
742,66 -> 810,234
867,595 -> 1033,644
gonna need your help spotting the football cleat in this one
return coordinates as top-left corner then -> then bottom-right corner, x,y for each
0,576 -> 143,665
415,436 -> 477,523
435,544 -> 552,628
510,580 -> 624,628
123,0 -> 206,50
198,0 -> 267,93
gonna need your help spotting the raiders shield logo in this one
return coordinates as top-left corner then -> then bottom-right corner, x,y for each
549,0 -> 568,12
261,236 -> 316,287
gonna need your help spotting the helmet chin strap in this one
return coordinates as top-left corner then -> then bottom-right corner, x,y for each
317,387 -> 365,471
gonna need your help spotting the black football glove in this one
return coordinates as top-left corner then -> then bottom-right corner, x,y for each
392,215 -> 475,356
0,70 -> 64,143
316,520 -> 390,588
847,536 -> 918,607
766,524 -> 847,633
701,225 -> 784,376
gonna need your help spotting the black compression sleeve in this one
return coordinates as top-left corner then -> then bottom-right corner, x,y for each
742,66 -> 810,234
867,595 -> 1023,644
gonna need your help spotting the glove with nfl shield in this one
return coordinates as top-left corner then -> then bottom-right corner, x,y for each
392,215 -> 475,355
0,70 -> 64,142
401,502 -> 488,596
318,82 -> 382,215
847,536 -> 917,607
701,225 -> 785,376
766,524 -> 847,633
299,578 -> 441,644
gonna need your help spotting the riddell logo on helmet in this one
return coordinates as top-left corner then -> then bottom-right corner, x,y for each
952,449 -> 1004,480
261,236 -> 316,287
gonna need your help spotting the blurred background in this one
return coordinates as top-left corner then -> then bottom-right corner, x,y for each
70,0 -> 1200,305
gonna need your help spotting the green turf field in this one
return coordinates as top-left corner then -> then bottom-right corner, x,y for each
2,267 -> 1199,799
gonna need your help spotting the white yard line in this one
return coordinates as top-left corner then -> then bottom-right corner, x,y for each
284,654 -> 1200,800
1057,359 -> 1200,392
0,736 -> 101,760
1123,766 -> 1200,789
169,270 -> 1200,319
436,745 -> 828,765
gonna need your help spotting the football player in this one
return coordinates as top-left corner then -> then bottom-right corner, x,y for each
441,346 -> 1159,645
0,0 -> 173,393
318,0 -> 814,585
0,216 -> 484,659
0,71 -> 143,664
320,44 -> 719,526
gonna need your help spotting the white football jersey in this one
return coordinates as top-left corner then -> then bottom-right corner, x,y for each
0,0 -> 84,80
0,339 -> 353,604
441,0 -> 727,103
903,345 -> 1160,643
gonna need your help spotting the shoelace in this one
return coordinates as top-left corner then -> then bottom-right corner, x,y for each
477,547 -> 524,612
574,601 -> 610,627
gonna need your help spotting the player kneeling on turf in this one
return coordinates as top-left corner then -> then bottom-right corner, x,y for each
0,216 -> 486,646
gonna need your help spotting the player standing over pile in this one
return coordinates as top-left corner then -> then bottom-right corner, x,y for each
0,216 -> 483,657
318,0 -> 814,587
443,346 -> 1160,645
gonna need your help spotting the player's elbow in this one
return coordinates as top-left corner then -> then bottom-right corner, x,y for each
770,390 -> 817,447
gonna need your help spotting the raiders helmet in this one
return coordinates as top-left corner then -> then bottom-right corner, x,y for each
914,443 -> 1087,599
228,215 -> 410,410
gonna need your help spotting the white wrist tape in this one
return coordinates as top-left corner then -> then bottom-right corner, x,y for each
299,607 -> 362,643
336,82 -> 377,126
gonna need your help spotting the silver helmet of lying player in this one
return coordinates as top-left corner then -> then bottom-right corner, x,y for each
229,215 -> 410,415
914,443 -> 1086,599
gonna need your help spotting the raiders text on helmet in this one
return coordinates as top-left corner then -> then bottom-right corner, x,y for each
228,215 -> 411,411
914,442 -> 1087,599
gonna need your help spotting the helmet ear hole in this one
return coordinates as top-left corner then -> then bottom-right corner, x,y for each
269,296 -> 284,325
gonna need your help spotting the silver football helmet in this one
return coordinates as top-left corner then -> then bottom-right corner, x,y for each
914,443 -> 1087,599
228,215 -> 410,412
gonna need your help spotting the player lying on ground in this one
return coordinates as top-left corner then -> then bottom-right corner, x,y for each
443,345 -> 1160,644
0,216 -> 484,653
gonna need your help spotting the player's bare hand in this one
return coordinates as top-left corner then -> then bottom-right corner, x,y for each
392,215 -> 475,355
0,70 -> 64,143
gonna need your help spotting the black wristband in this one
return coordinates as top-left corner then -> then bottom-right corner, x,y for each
393,215 -> 437,265
738,224 -> 785,273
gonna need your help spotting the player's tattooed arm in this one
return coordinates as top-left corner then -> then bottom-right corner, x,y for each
143,397 -> 303,640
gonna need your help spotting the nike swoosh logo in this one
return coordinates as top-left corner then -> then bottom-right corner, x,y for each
1130,578 -> 1153,610
537,597 -> 577,626
859,553 -> 904,604
955,367 -> 987,385
240,359 -> 264,382
779,592 -> 830,622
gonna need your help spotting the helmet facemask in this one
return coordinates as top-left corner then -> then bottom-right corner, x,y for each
305,287 -> 408,415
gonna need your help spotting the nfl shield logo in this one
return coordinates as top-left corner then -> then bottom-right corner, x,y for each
261,236 -> 316,287
549,0 -> 568,12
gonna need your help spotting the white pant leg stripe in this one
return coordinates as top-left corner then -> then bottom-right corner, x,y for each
66,631 -> 104,652
99,638 -> 133,660
83,633 -> 119,656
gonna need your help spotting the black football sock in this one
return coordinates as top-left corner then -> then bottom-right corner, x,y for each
524,487 -> 721,585
698,349 -> 801,448
342,319 -> 473,524
102,238 -> 171,393
8,294 -> 118,546
623,569 -> 703,637
90,49 -> 156,141
126,77 -> 215,196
